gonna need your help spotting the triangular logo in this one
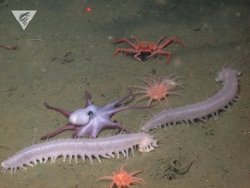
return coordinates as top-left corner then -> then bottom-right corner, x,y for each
12,10 -> 37,30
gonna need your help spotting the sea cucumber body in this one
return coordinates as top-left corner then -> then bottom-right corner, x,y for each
142,68 -> 241,131
1,133 -> 157,173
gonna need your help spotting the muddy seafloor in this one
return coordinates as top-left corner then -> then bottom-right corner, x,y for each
0,0 -> 249,188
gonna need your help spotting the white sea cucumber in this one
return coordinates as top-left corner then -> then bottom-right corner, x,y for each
1,133 -> 158,173
142,68 -> 241,131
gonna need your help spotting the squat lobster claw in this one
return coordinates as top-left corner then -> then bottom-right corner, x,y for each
113,36 -> 185,64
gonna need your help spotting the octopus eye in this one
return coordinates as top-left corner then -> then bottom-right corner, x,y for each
87,111 -> 94,117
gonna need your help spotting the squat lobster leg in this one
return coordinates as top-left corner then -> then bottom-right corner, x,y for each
113,38 -> 137,49
156,36 -> 167,45
114,48 -> 142,62
158,36 -> 185,49
157,50 -> 172,64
